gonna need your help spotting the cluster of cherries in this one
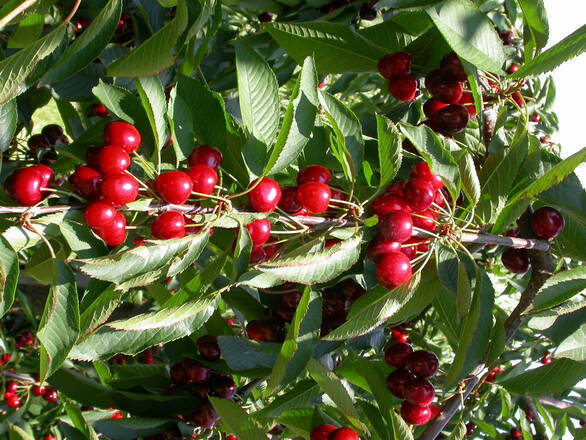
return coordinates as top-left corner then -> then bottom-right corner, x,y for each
25,124 -> 69,162
310,425 -> 359,440
384,325 -> 441,425
3,378 -> 58,409
367,161 -> 445,290
168,335 -> 236,429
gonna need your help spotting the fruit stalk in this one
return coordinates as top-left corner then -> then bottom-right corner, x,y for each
0,0 -> 38,32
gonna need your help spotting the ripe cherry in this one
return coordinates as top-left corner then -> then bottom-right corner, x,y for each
258,11 -> 273,23
531,207 -> 564,239
458,92 -> 476,116
511,427 -> 522,438
185,164 -> 218,196
403,378 -> 435,406
440,52 -> 467,82
423,98 -> 449,121
512,92 -> 524,107
401,401 -> 432,425
250,245 -> 266,264
42,125 -> 65,144
378,52 -> 412,78
376,251 -> 413,289
6,381 -> 17,393
91,103 -> 108,117
191,398 -> 219,428
5,394 -> 20,408
210,372 -> 236,399
100,173 -> 139,206
386,181 -> 405,196
44,435 -> 56,440
151,211 -> 186,239
32,164 -> 54,189
541,354 -> 553,364
27,134 -> 51,153
155,171 -> 193,205
410,162 -> 444,191
425,70 -> 463,104
5,167 -> 43,206
404,178 -> 435,212
386,369 -> 415,398
379,211 -> 413,243
412,210 -> 437,232
197,335 -> 221,361
32,385 -> 46,396
278,186 -> 302,214
96,145 -> 131,175
226,436 -> 239,440
406,350 -> 439,378
188,145 -> 222,169
248,178 -> 281,212
245,218 -> 271,245
95,212 -> 127,247
103,121 -> 141,153
501,248 -> 529,274
367,235 -> 401,263
43,388 -> 58,403
388,76 -> 418,102
328,428 -> 359,440
434,104 -> 470,135
297,182 -> 331,214
297,165 -> 332,185
246,320 -> 265,341
84,201 -> 117,229
532,113 -> 541,123
69,166 -> 103,199
430,404 -> 441,419
384,342 -> 414,369
371,193 -> 411,217
508,64 -> 519,74
311,425 -> 337,440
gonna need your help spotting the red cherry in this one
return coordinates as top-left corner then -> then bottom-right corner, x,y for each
330,185 -> 348,207
5,167 -> 43,205
403,378 -> 435,406
384,342 -> 414,369
188,145 -> 222,169
250,245 -> 266,264
42,125 -> 65,144
69,166 -> 103,199
531,207 -> 564,239
246,321 -> 265,341
27,134 -> 51,153
103,122 -> 141,153
85,146 -> 101,169
278,186 -> 302,214
185,164 -> 217,196
110,411 -> 123,419
404,178 -> 435,212
95,212 -> 127,247
311,425 -> 337,440
6,381 -> 17,393
197,335 -> 221,361
43,388 -> 58,403
423,98 -> 449,121
430,404 -> 441,419
532,113 -> 541,123
512,92 -> 524,107
386,369 -> 415,398
401,401 -> 432,425
297,182 -> 331,214
31,164 -> 54,189
379,211 -> 413,243
258,11 -> 273,23
406,350 -> 439,378
378,52 -> 412,78
371,193 -> 411,217
440,52 -> 467,82
155,171 -> 193,205
297,165 -> 332,185
410,162 -> 444,191
458,92 -> 476,116
248,178 -> 281,212
511,427 -> 522,438
434,104 -> 470,135
191,398 -> 219,428
388,76 -> 418,102
264,239 -> 281,260
508,64 -> 519,74
541,355 -> 553,365
84,201 -> 117,229
226,436 -> 238,440
386,181 -> 405,196
210,372 -> 236,398
5,394 -> 20,408
425,70 -> 463,104
328,428 -> 359,440
101,173 -> 139,206
185,360 -> 210,383
92,103 -> 108,117
412,210 -> 437,232
245,218 -> 271,245
540,135 -> 549,143
376,251 -> 413,289
501,248 -> 529,274
95,145 -> 131,176
401,237 -> 420,260
367,235 -> 401,262
44,435 -> 56,440
151,211 -> 186,239
32,385 -> 46,396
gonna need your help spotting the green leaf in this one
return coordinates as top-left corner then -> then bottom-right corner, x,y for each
185,0 -> 217,41
7,13 -> 43,48
426,0 -> 506,74
78,285 -> 121,340
92,418 -> 174,440
233,222 -> 252,280
265,21 -> 386,73
260,380 -> 321,418
64,401 -> 99,440
390,408 -> 414,440
136,76 -> 169,151
376,114 -> 402,190
235,40 -> 280,146
518,0 -> 549,57
69,296 -> 216,360
448,421 -> 467,440
501,358 -> 586,396
264,56 -> 318,175
209,397 -> 267,440
511,24 -> 586,78
0,99 -> 17,152
256,232 -> 362,284
458,151 -> 481,206
59,215 -> 108,259
357,358 -> 396,433
41,0 -> 122,84
218,336 -> 279,372
0,237 -> 19,318
555,324 -> 586,361
529,267 -> 586,314
167,85 -> 193,162
7,424 -> 35,440
37,261 -> 80,381
0,25 -> 66,104
319,91 -> 364,181
107,2 -> 187,76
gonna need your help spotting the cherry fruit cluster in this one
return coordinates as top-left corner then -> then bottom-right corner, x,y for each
310,424 -> 360,440
3,378 -> 58,410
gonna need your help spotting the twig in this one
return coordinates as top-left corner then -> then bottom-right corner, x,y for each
0,0 -> 37,31
63,0 -> 82,24
1,371 -> 35,382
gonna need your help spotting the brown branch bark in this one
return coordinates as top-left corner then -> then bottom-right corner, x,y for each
0,0 -> 37,31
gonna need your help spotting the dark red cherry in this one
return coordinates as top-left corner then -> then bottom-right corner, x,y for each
376,251 -> 412,289
261,319 -> 286,342
501,248 -> 529,274
41,124 -> 65,144
297,182 -> 331,214
386,369 -> 415,398
385,342 -> 414,369
458,92 -> 476,116
246,320 -> 265,341
103,121 -> 141,153
258,11 -> 273,23
371,193 -> 411,217
210,372 -> 236,399
378,52 -> 412,78
401,401 -> 432,425
248,178 -> 281,212
311,425 -> 337,440
379,211 -> 413,243
245,218 -> 271,245
155,171 -> 193,205
440,52 -> 467,82
191,399 -> 219,428
96,145 -> 131,175
70,166 -> 103,199
185,164 -> 217,196
43,388 -> 58,403
328,428 -> 359,440
367,234 -> 401,262
404,178 -> 435,212
434,104 -> 470,135
401,237 -> 421,260
95,212 -> 127,247
386,181 -> 405,196
531,207 -> 564,239
27,134 -> 51,153
84,201 -> 117,229
412,209 -> 437,232
197,335 -> 221,361
404,378 -> 435,406
188,145 -> 222,169
388,76 -> 418,102
5,167 -> 43,205
278,186 -> 302,214
411,162 -> 444,191
406,350 -> 439,378
151,211 -> 186,239
91,103 -> 108,117
425,70 -> 463,104
85,146 -> 102,169
100,173 -> 139,206
423,98 -> 449,121
297,165 -> 332,185
250,245 -> 266,264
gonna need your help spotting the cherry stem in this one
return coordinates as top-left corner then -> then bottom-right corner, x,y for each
0,0 -> 37,31
63,0 -> 82,24
132,152 -> 157,178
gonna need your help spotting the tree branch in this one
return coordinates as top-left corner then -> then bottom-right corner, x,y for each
0,0 -> 37,32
